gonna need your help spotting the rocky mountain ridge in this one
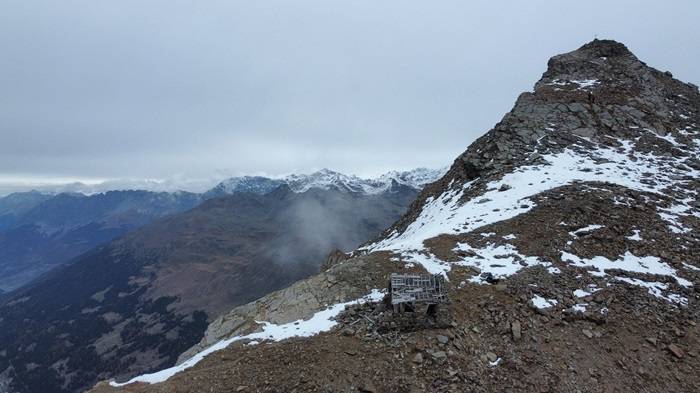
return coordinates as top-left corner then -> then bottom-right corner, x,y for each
205,168 -> 447,197
96,40 -> 699,393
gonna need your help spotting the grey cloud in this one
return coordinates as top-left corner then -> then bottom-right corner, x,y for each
0,0 -> 698,190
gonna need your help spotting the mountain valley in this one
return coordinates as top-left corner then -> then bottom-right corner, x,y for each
0,170 -> 438,393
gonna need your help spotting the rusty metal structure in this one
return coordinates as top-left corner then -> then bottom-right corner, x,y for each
388,273 -> 448,312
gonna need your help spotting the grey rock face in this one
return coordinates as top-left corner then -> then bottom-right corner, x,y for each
571,127 -> 596,138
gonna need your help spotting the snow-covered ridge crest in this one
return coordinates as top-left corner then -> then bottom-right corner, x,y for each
214,167 -> 448,195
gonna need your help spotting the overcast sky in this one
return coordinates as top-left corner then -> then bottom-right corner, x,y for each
1,0 -> 698,193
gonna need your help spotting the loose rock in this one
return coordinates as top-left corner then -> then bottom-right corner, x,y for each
511,320 -> 522,341
412,353 -> 423,364
668,344 -> 684,359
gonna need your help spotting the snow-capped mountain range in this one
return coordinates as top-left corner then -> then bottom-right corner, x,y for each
2,168 -> 447,198
207,168 -> 448,196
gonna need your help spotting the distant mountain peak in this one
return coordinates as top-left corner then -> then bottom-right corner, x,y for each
206,167 -> 448,197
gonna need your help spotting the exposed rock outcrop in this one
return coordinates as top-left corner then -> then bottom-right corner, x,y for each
319,249 -> 351,272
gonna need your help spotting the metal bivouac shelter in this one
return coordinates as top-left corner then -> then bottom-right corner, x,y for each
388,273 -> 448,312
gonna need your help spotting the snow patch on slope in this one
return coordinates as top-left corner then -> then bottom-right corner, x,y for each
370,140 -> 696,254
560,251 -> 691,287
531,295 -> 558,309
615,277 -> 688,305
547,79 -> 600,90
683,262 -> 700,272
561,251 -> 691,305
626,230 -> 642,241
110,290 -> 384,386
569,224 -> 604,237
657,199 -> 697,234
454,243 -> 550,284
364,136 -> 698,299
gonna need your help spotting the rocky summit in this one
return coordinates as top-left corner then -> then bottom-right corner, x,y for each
94,40 -> 699,393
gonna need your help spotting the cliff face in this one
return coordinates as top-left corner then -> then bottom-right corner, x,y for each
95,40 -> 699,393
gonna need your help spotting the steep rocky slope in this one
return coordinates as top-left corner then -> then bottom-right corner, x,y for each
97,40 -> 699,393
0,185 -> 421,393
